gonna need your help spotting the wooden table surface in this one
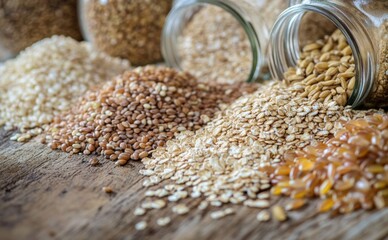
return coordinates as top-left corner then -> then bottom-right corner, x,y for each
1,128 -> 387,240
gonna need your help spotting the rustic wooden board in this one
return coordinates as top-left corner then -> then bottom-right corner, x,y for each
0,128 -> 387,240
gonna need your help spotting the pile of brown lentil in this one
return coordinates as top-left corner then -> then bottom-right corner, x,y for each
0,0 -> 82,58
81,0 -> 172,65
270,113 -> 388,214
284,29 -> 355,106
45,66 -> 258,164
0,36 -> 130,142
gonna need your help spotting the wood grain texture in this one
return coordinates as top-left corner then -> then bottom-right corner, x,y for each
0,128 -> 387,240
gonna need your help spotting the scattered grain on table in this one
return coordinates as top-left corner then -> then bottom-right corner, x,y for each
89,157 -> 100,166
257,210 -> 271,222
103,186 -> 113,193
45,66 -> 259,163
135,221 -> 147,231
0,36 -> 130,142
156,217 -> 171,226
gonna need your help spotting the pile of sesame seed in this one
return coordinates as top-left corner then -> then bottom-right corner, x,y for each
45,66 -> 258,164
0,36 -> 130,142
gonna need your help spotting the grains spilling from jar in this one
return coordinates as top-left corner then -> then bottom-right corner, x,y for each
83,0 -> 172,65
137,81 -> 377,222
0,36 -> 130,142
270,113 -> 388,214
0,0 -> 82,58
45,66 -> 258,163
284,29 -> 355,106
178,5 -> 252,84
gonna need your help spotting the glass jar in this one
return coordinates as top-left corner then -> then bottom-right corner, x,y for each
79,0 -> 173,66
162,0 -> 289,84
0,0 -> 82,61
269,0 -> 388,108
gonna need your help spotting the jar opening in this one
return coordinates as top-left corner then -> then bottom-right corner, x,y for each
269,4 -> 376,108
162,0 -> 265,84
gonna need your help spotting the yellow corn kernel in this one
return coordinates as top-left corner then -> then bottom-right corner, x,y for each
320,179 -> 333,196
318,198 -> 334,212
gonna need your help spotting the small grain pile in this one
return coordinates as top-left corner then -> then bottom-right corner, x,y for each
178,5 -> 252,84
82,0 -> 172,65
45,66 -> 258,164
271,113 -> 388,214
137,82 -> 377,221
0,36 -> 130,142
284,29 -> 355,106
0,0 -> 82,57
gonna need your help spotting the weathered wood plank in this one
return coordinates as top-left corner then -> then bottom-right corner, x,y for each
0,128 -> 387,240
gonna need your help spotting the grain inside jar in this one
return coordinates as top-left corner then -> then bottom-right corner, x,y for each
0,0 -> 82,59
80,0 -> 173,66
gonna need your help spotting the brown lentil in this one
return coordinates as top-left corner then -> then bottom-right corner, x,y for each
270,114 -> 388,214
81,0 -> 172,65
89,157 -> 99,166
0,36 -> 130,142
45,66 -> 258,162
103,186 -> 113,193
0,0 -> 82,58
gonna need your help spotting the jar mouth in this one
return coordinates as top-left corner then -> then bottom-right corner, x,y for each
269,4 -> 375,108
162,0 -> 265,83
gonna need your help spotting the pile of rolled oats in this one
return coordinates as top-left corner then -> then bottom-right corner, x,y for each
135,81 -> 378,226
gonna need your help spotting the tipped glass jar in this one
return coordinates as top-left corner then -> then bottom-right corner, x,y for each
79,0 -> 173,66
162,0 -> 289,84
269,0 -> 388,108
0,0 -> 82,61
